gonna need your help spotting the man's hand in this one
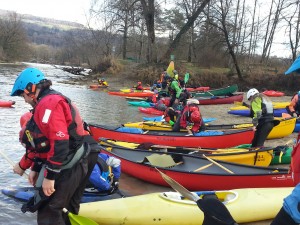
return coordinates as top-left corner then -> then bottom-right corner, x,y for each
42,178 -> 55,196
13,163 -> 25,176
28,170 -> 38,186
293,113 -> 298,118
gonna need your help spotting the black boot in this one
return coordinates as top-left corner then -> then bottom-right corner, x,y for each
196,194 -> 238,225
271,207 -> 298,225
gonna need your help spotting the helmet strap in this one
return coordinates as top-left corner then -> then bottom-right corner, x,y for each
24,83 -> 38,103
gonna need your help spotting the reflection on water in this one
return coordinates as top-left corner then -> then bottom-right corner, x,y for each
0,63 -> 170,224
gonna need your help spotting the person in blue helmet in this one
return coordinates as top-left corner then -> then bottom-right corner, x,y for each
86,153 -> 121,193
10,67 -> 100,225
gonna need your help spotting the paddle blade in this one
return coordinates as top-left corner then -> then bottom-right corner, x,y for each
155,168 -> 200,202
166,61 -> 175,78
63,208 -> 98,225
184,73 -> 190,84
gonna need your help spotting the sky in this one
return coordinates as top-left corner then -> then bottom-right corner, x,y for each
0,0 -> 91,25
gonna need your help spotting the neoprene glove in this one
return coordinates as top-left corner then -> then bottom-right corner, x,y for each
169,120 -> 174,126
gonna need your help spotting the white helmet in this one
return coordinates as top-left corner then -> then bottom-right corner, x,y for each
247,88 -> 259,100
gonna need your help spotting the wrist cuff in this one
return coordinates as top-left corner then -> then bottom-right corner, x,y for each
44,169 -> 58,180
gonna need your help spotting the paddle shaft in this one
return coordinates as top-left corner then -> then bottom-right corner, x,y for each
203,154 -> 234,174
0,150 -> 29,178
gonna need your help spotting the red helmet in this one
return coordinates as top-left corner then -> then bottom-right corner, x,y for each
191,111 -> 200,123
189,105 -> 198,112
20,112 -> 32,127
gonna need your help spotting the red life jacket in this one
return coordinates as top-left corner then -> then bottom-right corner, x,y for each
291,134 -> 300,185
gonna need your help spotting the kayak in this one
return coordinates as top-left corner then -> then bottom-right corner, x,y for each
196,94 -> 243,105
0,100 -> 15,108
100,139 -> 274,167
79,188 -> 294,224
142,116 -> 217,123
230,102 -> 289,110
138,107 -> 164,115
1,186 -> 125,203
185,86 -> 210,92
88,123 -> 255,148
236,144 -> 292,165
128,101 -> 154,108
262,90 -> 285,97
109,91 -> 154,97
228,108 -> 287,117
123,117 -> 296,140
89,84 -> 108,89
191,84 -> 238,97
98,146 -> 293,190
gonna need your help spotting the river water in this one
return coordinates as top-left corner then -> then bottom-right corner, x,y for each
0,63 -> 171,224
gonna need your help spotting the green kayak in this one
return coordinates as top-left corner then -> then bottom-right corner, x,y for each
235,144 -> 291,165
191,84 -> 238,97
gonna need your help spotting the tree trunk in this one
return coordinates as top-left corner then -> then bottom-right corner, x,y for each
160,0 -> 211,63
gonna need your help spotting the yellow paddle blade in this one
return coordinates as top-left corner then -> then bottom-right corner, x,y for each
63,208 -> 98,225
166,61 -> 175,78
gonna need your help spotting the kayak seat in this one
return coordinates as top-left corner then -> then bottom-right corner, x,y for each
138,154 -> 181,168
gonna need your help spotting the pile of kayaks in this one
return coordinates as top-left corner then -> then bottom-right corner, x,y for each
122,117 -> 296,140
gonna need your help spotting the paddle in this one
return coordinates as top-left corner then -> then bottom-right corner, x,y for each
155,168 -> 200,201
62,208 -> 98,225
156,168 -> 238,225
0,150 -> 29,178
202,155 -> 234,174
184,73 -> 190,84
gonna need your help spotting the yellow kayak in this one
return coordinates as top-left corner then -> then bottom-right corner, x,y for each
123,117 -> 296,140
100,139 -> 274,167
80,187 -> 293,224
230,101 -> 289,110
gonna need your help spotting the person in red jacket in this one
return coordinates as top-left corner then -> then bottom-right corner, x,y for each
172,101 -> 205,135
11,67 -> 99,225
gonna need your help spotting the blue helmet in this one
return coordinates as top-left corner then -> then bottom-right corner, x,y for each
11,68 -> 46,96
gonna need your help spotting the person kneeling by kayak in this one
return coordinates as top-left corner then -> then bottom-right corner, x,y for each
172,100 -> 205,135
85,153 -> 121,194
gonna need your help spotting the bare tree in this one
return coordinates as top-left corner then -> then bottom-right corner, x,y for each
161,0 -> 210,62
0,12 -> 29,61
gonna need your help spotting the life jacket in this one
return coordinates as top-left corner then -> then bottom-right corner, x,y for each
21,89 -> 86,157
291,134 -> 300,185
85,156 -> 111,189
250,95 -> 273,118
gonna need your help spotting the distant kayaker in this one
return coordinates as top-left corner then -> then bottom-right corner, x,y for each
11,67 -> 100,225
246,88 -> 277,147
98,78 -> 108,86
135,81 -> 144,90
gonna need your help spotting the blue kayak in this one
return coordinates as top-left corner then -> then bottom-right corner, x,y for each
228,108 -> 287,117
2,187 -> 125,203
128,101 -> 154,108
143,116 -> 217,123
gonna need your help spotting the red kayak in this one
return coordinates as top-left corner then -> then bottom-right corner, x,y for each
186,87 -> 210,92
88,124 -> 254,148
109,91 -> 154,97
0,100 -> 15,108
138,107 -> 164,115
197,94 -> 243,105
89,84 -> 108,89
262,90 -> 285,97
101,146 -> 293,190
